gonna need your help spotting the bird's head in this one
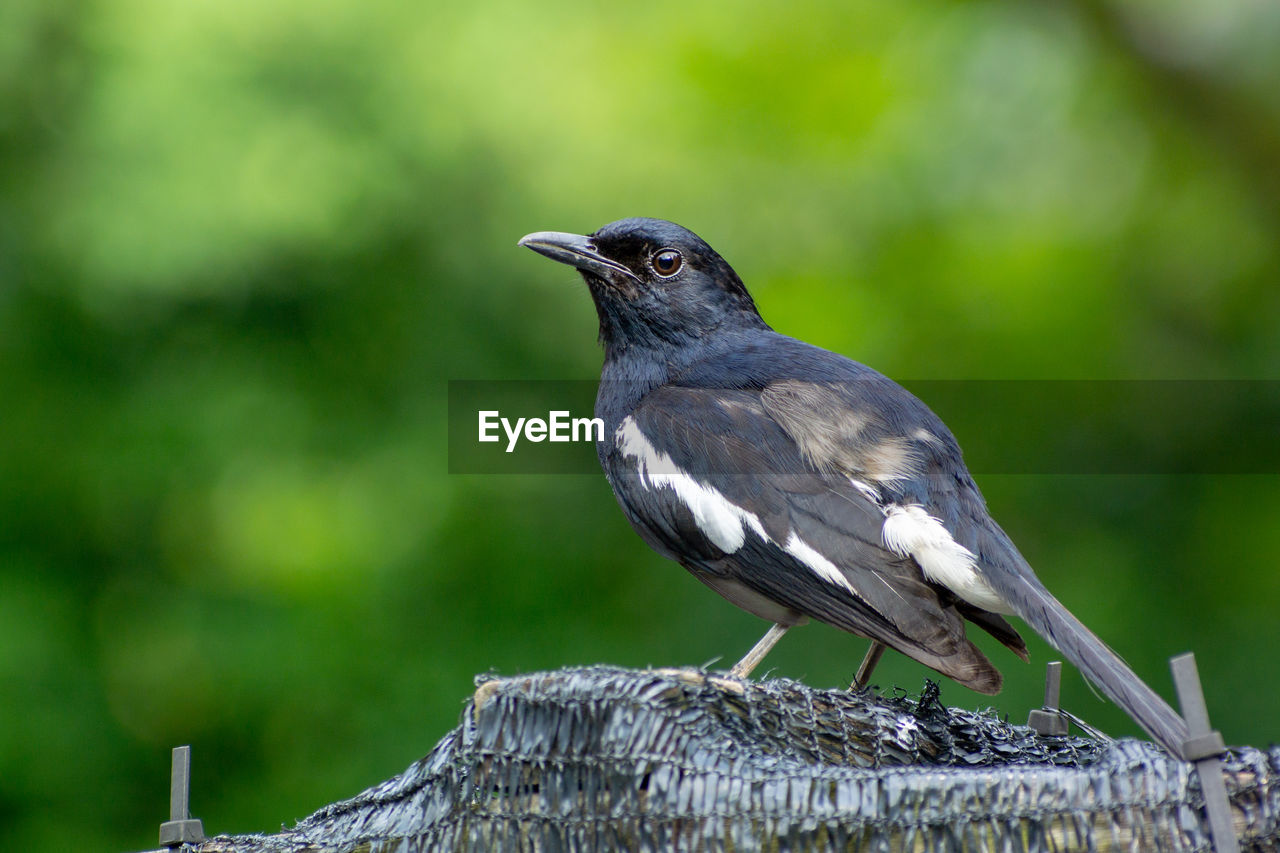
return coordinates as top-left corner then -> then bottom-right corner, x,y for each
519,218 -> 768,354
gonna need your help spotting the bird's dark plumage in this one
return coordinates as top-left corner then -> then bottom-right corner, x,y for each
519,217 -> 1189,756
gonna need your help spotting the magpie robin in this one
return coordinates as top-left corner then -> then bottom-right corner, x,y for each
519,217 -> 1189,756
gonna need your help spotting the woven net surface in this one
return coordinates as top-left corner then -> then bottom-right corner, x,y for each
201,665 -> 1280,852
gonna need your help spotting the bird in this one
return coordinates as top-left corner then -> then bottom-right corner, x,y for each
518,217 -> 1189,757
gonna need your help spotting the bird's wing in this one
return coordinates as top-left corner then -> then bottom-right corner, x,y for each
608,384 -> 1006,693
757,375 -> 1189,756
759,376 -> 1031,614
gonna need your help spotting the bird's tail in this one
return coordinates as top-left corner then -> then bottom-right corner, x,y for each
998,569 -> 1189,757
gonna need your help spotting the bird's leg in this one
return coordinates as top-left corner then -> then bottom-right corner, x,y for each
729,623 -> 790,679
851,641 -> 886,689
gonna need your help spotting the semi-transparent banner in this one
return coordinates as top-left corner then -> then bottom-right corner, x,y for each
447,380 -> 1280,475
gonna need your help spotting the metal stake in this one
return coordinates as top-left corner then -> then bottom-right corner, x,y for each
1171,653 -> 1238,853
1027,661 -> 1069,736
159,746 -> 206,847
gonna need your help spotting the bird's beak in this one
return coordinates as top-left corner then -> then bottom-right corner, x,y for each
518,231 -> 640,282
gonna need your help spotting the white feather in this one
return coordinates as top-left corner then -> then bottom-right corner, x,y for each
849,478 -> 881,505
616,418 -> 762,552
782,532 -> 857,595
616,418 -> 858,598
881,504 -> 1009,613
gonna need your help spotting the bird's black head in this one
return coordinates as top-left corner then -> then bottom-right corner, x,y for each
519,218 -> 768,355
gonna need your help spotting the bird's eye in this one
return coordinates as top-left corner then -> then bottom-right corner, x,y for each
651,249 -> 682,277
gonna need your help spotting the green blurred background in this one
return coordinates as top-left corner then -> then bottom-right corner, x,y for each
2,0 -> 1279,849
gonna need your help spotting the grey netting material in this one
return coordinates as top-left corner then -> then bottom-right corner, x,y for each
200,666 -> 1279,852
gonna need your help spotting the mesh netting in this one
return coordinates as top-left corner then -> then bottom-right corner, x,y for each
201,665 -> 1279,852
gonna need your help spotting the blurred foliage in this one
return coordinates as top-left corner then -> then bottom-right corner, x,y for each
1,0 -> 1278,849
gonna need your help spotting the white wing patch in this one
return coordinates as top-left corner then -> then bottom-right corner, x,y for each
881,504 -> 1009,613
782,532 -> 856,594
616,418 -> 764,553
616,418 -> 858,597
